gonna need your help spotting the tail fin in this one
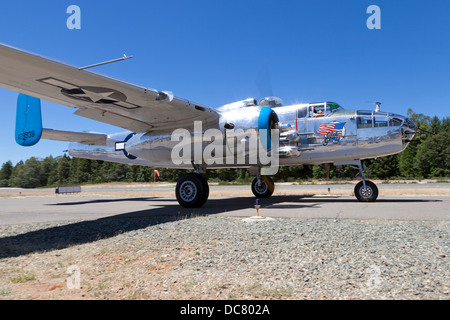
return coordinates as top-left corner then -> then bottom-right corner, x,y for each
15,94 -> 42,146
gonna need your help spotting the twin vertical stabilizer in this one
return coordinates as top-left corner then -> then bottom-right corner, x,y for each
15,94 -> 42,146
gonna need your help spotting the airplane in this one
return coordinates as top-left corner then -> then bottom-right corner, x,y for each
0,43 -> 417,208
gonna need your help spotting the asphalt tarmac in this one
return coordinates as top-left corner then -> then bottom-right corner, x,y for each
0,183 -> 448,225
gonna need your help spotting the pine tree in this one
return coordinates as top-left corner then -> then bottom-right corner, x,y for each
0,161 -> 13,187
57,155 -> 70,185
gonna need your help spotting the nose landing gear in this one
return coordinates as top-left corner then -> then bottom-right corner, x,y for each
354,180 -> 378,202
352,160 -> 378,202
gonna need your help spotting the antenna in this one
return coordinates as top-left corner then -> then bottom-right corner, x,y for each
78,54 -> 134,70
375,102 -> 381,112
364,101 -> 382,112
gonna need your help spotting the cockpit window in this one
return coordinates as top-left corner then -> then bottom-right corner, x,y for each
311,105 -> 326,117
297,107 -> 308,118
327,102 -> 343,113
357,115 -> 373,129
374,116 -> 388,128
389,117 -> 403,127
357,112 -> 405,129
331,109 -> 356,116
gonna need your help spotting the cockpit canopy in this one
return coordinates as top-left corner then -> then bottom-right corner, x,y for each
296,102 -> 344,118
259,96 -> 284,108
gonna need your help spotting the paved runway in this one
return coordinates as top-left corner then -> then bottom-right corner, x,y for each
0,185 -> 448,225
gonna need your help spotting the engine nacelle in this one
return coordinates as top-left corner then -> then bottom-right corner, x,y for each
220,106 -> 279,155
218,98 -> 258,111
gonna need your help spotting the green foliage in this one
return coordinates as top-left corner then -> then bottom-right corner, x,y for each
0,160 -> 13,187
1,111 -> 448,188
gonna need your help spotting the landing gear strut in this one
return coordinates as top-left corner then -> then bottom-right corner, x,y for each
352,161 -> 378,202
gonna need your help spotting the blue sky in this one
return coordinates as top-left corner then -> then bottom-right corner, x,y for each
1,0 -> 449,165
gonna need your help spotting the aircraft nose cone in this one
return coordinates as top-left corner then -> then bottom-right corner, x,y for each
404,117 -> 417,130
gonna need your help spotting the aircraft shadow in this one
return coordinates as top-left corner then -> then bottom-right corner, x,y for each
0,194 -> 441,259
0,195 -> 314,259
47,197 -> 175,206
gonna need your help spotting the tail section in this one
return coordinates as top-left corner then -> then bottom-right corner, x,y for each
15,94 -> 42,146
13,94 -> 151,166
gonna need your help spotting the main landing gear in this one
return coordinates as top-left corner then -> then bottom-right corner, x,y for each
352,160 -> 378,202
251,175 -> 275,198
175,173 -> 276,208
174,163 -> 277,207
175,172 -> 209,208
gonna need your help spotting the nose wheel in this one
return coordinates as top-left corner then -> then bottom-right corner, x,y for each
175,173 -> 209,208
354,180 -> 378,202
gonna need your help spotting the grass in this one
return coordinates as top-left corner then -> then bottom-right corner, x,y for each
9,274 -> 35,283
0,287 -> 11,296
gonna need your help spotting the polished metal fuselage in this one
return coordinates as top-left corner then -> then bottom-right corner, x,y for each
69,103 -> 416,170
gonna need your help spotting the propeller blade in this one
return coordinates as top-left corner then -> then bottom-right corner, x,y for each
256,65 -> 273,99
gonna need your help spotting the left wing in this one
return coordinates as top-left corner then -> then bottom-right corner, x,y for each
0,43 -> 219,134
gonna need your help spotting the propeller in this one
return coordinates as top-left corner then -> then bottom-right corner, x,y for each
255,65 -> 284,107
256,64 -> 274,101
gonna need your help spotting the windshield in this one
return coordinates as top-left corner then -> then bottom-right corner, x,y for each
330,109 -> 356,116
327,102 -> 343,113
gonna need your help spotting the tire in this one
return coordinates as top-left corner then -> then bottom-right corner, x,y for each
251,176 -> 275,198
354,180 -> 378,202
176,173 -> 209,208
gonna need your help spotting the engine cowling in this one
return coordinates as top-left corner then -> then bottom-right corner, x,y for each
218,98 -> 258,111
220,106 -> 279,159
258,106 -> 279,151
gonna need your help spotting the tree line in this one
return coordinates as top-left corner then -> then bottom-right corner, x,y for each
1,109 -> 448,188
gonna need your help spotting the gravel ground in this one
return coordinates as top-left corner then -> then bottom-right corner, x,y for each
0,215 -> 448,300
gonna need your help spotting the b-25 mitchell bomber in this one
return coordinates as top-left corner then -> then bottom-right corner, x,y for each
0,43 -> 417,207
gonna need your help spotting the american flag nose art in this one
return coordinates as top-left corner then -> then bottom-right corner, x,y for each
317,122 -> 346,136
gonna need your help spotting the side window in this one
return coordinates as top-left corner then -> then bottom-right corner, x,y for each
297,108 -> 307,118
374,116 -> 388,128
357,116 -> 373,129
311,105 -> 326,117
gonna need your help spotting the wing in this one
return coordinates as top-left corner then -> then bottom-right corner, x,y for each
0,43 -> 219,133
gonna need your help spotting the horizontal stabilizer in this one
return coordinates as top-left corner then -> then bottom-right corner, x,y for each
42,129 -> 107,145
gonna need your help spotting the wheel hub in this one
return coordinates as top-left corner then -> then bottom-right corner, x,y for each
179,181 -> 197,202
255,180 -> 268,194
359,185 -> 373,198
